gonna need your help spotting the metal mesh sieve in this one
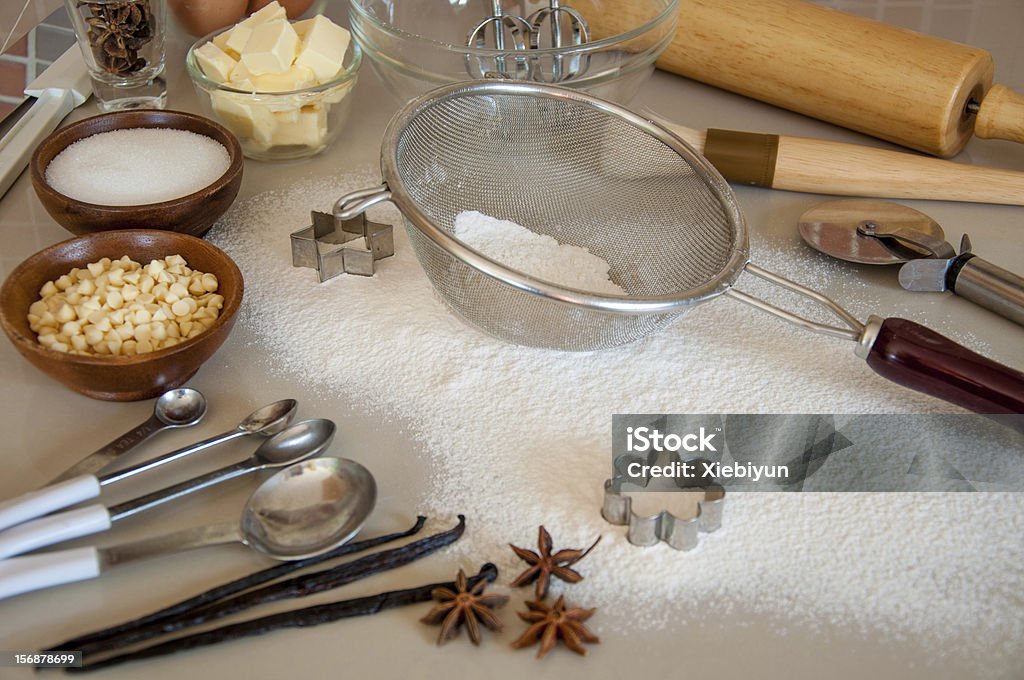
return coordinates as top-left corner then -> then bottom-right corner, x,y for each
332,81 -> 1024,414
341,81 -> 751,351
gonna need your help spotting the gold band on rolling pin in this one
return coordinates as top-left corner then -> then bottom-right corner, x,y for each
702,129 -> 779,187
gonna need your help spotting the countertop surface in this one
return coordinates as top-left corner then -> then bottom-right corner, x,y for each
0,1 -> 1022,679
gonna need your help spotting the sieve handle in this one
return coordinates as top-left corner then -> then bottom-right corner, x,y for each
863,317 -> 1024,416
335,184 -> 392,220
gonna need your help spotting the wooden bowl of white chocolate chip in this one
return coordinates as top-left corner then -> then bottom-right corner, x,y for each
0,230 -> 243,401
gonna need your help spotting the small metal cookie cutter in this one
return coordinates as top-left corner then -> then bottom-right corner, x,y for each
602,456 -> 725,551
290,202 -> 394,281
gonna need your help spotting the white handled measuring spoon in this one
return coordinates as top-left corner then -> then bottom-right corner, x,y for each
0,457 -> 376,601
0,419 -> 335,559
0,399 -> 297,534
50,388 -> 208,484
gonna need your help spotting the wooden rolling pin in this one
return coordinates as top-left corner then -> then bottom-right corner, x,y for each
582,0 -> 1024,157
652,119 -> 1024,205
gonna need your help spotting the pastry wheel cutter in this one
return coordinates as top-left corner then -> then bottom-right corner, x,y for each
290,203 -> 394,281
800,200 -> 1024,327
602,456 -> 725,551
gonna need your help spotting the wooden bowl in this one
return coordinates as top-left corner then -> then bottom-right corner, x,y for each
0,230 -> 243,401
30,110 -> 244,238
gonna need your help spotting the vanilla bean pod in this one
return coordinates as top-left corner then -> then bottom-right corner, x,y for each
48,516 -> 427,655
71,563 -> 499,674
71,516 -> 465,661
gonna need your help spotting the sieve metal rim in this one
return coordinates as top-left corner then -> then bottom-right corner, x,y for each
372,80 -> 751,315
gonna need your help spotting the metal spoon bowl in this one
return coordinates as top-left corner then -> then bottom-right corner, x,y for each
238,399 -> 297,436
0,396 -> 296,543
0,457 -> 377,600
0,419 -> 337,560
100,398 -> 299,486
49,387 -> 208,483
251,418 -> 335,466
242,457 -> 377,559
154,388 -> 209,426
110,418 -> 337,522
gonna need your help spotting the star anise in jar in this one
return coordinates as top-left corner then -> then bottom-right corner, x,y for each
420,568 -> 510,645
82,1 -> 154,76
509,525 -> 601,599
511,596 -> 600,658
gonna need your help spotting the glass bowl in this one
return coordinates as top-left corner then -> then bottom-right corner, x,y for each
186,26 -> 361,161
349,0 -> 677,104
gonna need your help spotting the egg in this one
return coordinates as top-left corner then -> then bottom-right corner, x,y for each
247,0 -> 316,19
169,0 -> 248,36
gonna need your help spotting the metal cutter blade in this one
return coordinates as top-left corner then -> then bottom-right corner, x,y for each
798,199 -> 953,265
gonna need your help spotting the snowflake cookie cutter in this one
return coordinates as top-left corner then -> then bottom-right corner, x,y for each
290,208 -> 394,281
601,455 -> 725,551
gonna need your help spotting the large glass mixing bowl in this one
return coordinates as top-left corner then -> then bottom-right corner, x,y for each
349,0 -> 677,104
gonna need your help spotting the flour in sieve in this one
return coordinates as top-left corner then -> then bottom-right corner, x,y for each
453,210 -> 626,295
207,174 -> 1022,675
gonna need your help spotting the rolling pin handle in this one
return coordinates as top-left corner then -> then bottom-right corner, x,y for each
974,85 -> 1024,144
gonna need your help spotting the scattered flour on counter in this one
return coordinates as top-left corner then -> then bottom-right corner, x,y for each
453,210 -> 626,295
207,174 -> 1023,675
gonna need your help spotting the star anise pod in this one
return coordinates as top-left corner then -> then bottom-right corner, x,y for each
511,596 -> 600,658
81,1 -> 153,76
509,525 -> 601,599
420,568 -> 509,645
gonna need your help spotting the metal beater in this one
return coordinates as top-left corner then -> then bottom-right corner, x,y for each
528,0 -> 590,49
466,0 -> 591,81
467,0 -> 534,78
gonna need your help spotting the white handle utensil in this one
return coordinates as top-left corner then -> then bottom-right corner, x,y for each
0,398 -> 296,535
0,547 -> 102,601
0,458 -> 375,601
0,419 -> 334,559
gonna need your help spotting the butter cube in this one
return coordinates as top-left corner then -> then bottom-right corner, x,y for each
210,91 -> 276,150
216,1 -> 288,59
241,19 -> 300,75
293,16 -> 351,82
224,24 -> 253,57
270,105 -> 327,148
229,60 -> 253,83
212,29 -> 238,59
250,64 -> 315,92
242,1 -> 287,27
226,61 -> 256,91
273,108 -> 300,124
194,42 -> 237,83
293,17 -> 313,39
228,78 -> 257,92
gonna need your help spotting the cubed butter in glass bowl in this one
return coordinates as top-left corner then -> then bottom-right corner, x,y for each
186,12 -> 360,161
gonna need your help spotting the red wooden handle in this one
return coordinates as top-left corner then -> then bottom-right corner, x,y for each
865,318 -> 1024,414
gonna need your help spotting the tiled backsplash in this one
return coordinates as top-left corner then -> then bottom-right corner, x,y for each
0,6 -> 75,119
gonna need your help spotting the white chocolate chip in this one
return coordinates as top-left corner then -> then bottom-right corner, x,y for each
30,254 -> 221,355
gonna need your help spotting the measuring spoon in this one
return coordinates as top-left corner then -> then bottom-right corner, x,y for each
0,399 -> 297,534
0,419 -> 335,559
0,457 -> 376,601
50,387 -> 208,484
